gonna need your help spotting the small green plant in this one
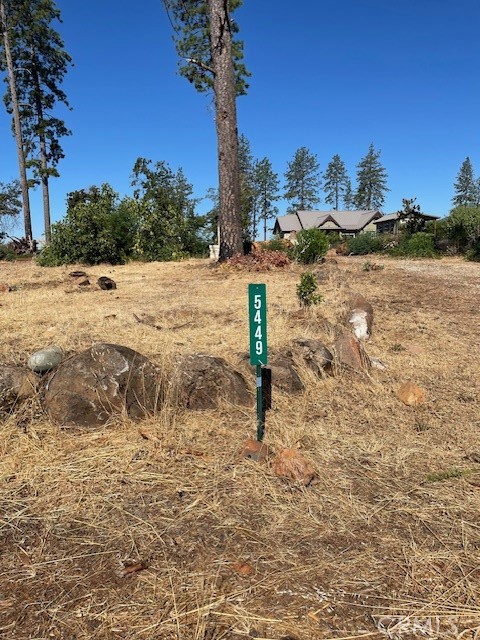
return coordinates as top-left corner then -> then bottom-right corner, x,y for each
426,468 -> 469,483
390,343 -> 405,352
296,271 -> 322,307
294,229 -> 329,264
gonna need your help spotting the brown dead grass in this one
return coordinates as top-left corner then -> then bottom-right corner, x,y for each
0,255 -> 479,639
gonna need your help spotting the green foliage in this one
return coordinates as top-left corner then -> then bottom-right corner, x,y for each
447,206 -> 480,252
466,239 -> 480,262
0,179 -> 21,234
131,158 -> 208,261
1,0 -> 72,179
452,157 -> 479,207
253,157 -> 280,241
354,143 -> 389,210
346,232 -> 383,255
165,0 -> 250,96
390,232 -> 437,258
296,271 -> 322,307
294,228 -> 329,264
323,154 -> 350,210
37,184 -> 136,266
284,147 -> 321,212
397,197 -> 427,234
0,242 -> 16,260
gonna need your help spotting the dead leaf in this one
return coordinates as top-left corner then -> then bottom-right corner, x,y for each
232,561 -> 253,576
120,561 -> 147,578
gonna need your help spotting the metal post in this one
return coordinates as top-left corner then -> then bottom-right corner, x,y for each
256,364 -> 264,441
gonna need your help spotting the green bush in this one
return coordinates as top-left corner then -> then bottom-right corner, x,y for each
389,232 -> 437,258
37,186 -> 136,266
466,239 -> 480,262
346,232 -> 383,255
263,236 -> 295,258
0,243 -> 16,261
296,271 -> 322,307
294,229 -> 329,264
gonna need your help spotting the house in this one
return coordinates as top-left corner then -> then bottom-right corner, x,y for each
273,209 -> 382,241
374,212 -> 440,235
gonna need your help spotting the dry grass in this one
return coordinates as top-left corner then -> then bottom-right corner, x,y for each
0,255 -> 479,639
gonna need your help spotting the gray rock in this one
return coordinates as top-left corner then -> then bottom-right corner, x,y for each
173,354 -> 254,410
0,366 -> 37,410
28,345 -> 64,373
43,343 -> 161,427
291,338 -> 334,376
269,354 -> 304,393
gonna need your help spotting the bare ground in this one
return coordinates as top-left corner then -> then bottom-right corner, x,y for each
0,255 -> 479,640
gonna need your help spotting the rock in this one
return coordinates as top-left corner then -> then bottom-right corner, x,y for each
269,354 -> 304,393
43,343 -> 161,427
173,354 -> 253,410
238,438 -> 270,462
28,345 -> 64,373
0,366 -> 37,409
334,331 -> 370,372
397,381 -> 426,406
98,276 -> 116,290
370,357 -> 387,370
0,283 -> 11,293
69,271 -> 87,278
348,294 -> 374,340
77,278 -> 90,286
274,448 -> 315,486
291,338 -> 333,376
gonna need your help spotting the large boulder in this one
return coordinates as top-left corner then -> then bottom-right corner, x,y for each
0,366 -> 37,410
173,354 -> 253,410
43,344 -> 161,427
334,331 -> 371,372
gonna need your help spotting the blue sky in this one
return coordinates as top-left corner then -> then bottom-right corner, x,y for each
1,0 -> 480,240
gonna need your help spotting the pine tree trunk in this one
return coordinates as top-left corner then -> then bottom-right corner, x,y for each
208,0 -> 243,261
32,64 -> 51,243
0,0 -> 33,246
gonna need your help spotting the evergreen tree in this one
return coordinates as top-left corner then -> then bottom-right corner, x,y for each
452,157 -> 479,207
323,154 -> 349,210
354,143 -> 389,210
238,133 -> 255,239
252,157 -> 279,241
343,177 -> 354,210
0,0 -> 32,245
164,0 -> 250,261
0,179 -> 21,236
284,146 -> 321,211
0,0 -> 72,243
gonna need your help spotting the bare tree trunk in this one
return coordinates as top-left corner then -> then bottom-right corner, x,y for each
32,63 -> 51,243
0,0 -> 33,246
208,0 -> 243,261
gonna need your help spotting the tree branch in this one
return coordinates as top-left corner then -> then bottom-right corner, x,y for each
186,57 -> 214,75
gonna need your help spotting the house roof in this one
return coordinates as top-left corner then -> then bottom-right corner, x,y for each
374,212 -> 440,224
275,210 -> 381,233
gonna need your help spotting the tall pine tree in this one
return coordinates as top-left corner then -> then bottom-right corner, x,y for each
164,0 -> 250,261
354,143 -> 389,210
284,146 -> 321,211
0,0 -> 32,244
323,154 -> 349,210
452,157 -> 479,207
252,157 -> 279,241
1,0 -> 72,243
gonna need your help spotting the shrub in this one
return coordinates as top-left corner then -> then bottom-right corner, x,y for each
390,232 -> 436,258
294,229 -> 329,264
0,243 -> 16,261
347,232 -> 383,255
296,271 -> 322,307
466,239 -> 480,262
